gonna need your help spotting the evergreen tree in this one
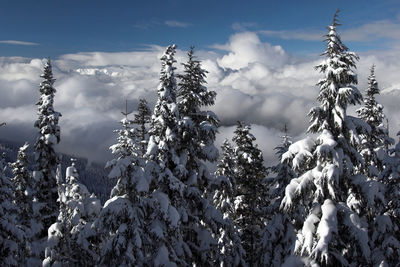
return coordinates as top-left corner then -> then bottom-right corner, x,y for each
10,143 -> 40,263
96,104 -> 149,266
356,65 -> 393,177
281,11 -> 374,266
177,46 -> 219,191
0,153 -> 25,266
231,121 -> 266,266
374,133 -> 400,266
260,126 -> 297,266
43,160 -> 101,266
144,44 -> 189,266
133,98 -> 152,157
213,139 -> 236,219
33,58 -> 62,239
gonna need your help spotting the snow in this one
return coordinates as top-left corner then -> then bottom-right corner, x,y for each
313,199 -> 337,263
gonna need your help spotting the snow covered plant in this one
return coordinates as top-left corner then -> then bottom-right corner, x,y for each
0,153 -> 25,266
280,11 -> 376,266
43,160 -> 101,267
33,58 -> 62,241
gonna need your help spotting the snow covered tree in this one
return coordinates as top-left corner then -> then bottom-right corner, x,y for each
177,46 -> 219,191
357,65 -> 393,177
43,160 -> 101,266
144,44 -> 190,266
281,11 -> 375,266
260,126 -> 297,266
10,143 -> 41,263
96,104 -> 149,266
144,45 -> 245,266
231,121 -> 266,266
133,98 -> 152,156
372,133 -> 400,266
33,58 -> 62,238
213,139 -> 236,219
0,153 -> 25,265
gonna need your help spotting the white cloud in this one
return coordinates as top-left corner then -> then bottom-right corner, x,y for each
1,31 -> 400,165
232,22 -> 258,32
164,20 -> 191,28
0,40 -> 39,46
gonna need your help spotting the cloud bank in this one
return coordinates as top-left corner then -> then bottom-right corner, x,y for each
1,30 -> 400,166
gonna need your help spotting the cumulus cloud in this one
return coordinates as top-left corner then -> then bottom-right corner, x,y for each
1,30 -> 400,166
0,40 -> 38,46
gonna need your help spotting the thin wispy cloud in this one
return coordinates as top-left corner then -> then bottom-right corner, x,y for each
164,20 -> 191,28
259,19 -> 400,43
0,40 -> 38,46
232,22 -> 258,32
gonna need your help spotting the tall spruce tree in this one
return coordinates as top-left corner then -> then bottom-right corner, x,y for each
281,11 -> 374,266
177,46 -> 219,190
133,98 -> 152,157
145,45 -> 245,266
356,65 -> 393,177
0,153 -> 25,266
144,44 -> 189,266
96,103 -> 149,266
231,121 -> 266,266
33,58 -> 61,239
260,126 -> 297,266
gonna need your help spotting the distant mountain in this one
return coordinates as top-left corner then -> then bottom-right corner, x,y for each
0,139 -> 115,204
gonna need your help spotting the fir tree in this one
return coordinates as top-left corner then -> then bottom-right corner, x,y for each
0,153 -> 25,266
213,139 -> 236,219
133,98 -> 152,157
260,126 -> 297,266
33,58 -> 62,239
231,121 -> 266,266
10,143 -> 40,263
281,11 -> 374,266
177,46 -> 219,190
96,103 -> 148,266
356,65 -> 393,177
144,44 -> 189,266
43,160 -> 101,266
374,133 -> 400,266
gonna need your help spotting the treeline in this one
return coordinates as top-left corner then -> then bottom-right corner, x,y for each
1,11 -> 400,267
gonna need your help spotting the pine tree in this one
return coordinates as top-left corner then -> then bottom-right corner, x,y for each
10,143 -> 41,263
281,11 -> 374,266
213,139 -> 236,219
177,46 -> 219,188
33,58 -> 62,239
374,133 -> 400,266
260,126 -> 297,266
96,103 -> 149,266
43,160 -> 101,266
144,44 -> 191,266
356,65 -> 393,177
133,98 -> 152,157
0,153 -> 25,266
231,121 -> 266,266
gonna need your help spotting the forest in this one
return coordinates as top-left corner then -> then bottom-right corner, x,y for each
0,11 -> 400,267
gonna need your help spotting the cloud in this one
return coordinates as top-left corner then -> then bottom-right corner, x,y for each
164,20 -> 191,28
232,22 -> 258,32
0,40 -> 38,46
215,32 -> 290,70
259,19 -> 400,43
1,31 -> 400,166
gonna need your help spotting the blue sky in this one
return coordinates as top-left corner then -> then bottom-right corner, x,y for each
1,0 -> 399,58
